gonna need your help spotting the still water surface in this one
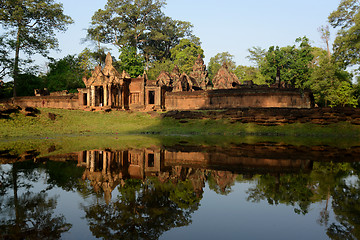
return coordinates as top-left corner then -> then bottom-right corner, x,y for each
0,140 -> 359,239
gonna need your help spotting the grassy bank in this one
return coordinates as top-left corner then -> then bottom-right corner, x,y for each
1,108 -> 360,140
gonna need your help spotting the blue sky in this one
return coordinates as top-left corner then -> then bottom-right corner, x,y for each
36,0 -> 342,69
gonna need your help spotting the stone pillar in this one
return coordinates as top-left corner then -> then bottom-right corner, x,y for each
156,88 -> 161,107
87,88 -> 91,107
118,88 -> 121,107
91,86 -> 96,106
86,151 -> 90,168
90,151 -> 95,172
104,85 -> 108,106
103,151 -> 107,174
120,87 -> 123,109
108,84 -> 112,107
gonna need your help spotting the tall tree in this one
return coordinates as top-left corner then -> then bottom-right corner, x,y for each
170,38 -> 204,74
329,0 -> 360,72
234,65 -> 266,85
247,46 -> 267,68
0,36 -> 13,81
318,25 -> 331,59
260,37 -> 314,88
88,0 -> 165,49
116,45 -> 145,78
87,0 -> 194,65
208,52 -> 236,80
307,52 -> 357,107
45,55 -> 86,93
141,16 -> 194,61
0,0 -> 73,97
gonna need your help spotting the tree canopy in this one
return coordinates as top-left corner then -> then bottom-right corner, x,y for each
45,55 -> 86,93
170,38 -> 204,74
116,46 -> 145,78
87,0 -> 194,64
208,52 -> 236,80
260,37 -> 314,88
329,0 -> 360,72
0,0 -> 73,96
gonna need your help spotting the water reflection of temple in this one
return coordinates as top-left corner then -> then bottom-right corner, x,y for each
76,145 -> 314,203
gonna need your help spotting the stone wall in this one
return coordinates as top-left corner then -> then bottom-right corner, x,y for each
163,107 -> 360,125
5,95 -> 80,109
165,87 -> 313,110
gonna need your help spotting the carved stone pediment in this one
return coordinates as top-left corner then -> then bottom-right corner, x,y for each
212,63 -> 240,89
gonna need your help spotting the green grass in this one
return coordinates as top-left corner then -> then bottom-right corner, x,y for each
1,108 -> 360,141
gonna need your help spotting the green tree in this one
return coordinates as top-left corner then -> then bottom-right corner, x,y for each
260,37 -> 314,88
329,0 -> 360,73
307,49 -> 357,107
246,173 -> 313,215
140,16 -> 194,61
0,81 -> 14,99
247,46 -> 267,68
87,0 -> 194,65
17,73 -> 44,96
45,55 -> 86,93
170,38 -> 204,74
147,59 -> 174,80
116,46 -> 145,78
88,0 -> 165,48
0,0 -> 73,97
234,65 -> 266,85
208,52 -> 236,80
0,35 -> 12,80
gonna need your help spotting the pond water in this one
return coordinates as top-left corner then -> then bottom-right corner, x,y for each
0,139 -> 359,239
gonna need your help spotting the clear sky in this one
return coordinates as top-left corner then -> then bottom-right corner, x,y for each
32,0 -> 342,70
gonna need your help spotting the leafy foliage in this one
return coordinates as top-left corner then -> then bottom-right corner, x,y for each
87,0 -> 194,63
234,65 -> 266,84
0,0 -> 73,96
83,178 -> 200,239
329,0 -> 360,72
247,46 -> 267,68
208,52 -> 236,80
116,46 -> 145,78
170,38 -> 204,74
307,49 -> 357,107
44,55 -> 86,93
260,37 -> 314,88
147,59 -> 175,80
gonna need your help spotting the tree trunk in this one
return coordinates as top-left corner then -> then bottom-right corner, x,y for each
13,24 -> 21,97
12,164 -> 21,235
326,40 -> 331,60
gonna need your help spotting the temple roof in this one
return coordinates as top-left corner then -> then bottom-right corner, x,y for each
82,52 -> 131,87
212,62 -> 240,89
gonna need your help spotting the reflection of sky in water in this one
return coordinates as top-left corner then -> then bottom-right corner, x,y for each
1,146 -> 359,239
14,173 -> 337,240
161,182 -> 333,240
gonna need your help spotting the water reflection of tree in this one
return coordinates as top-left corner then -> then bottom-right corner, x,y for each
244,161 -> 360,239
83,178 -> 201,240
246,172 -> 313,214
0,162 -> 71,239
326,162 -> 360,240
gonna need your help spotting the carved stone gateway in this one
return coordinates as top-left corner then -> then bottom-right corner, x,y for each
82,52 -> 164,110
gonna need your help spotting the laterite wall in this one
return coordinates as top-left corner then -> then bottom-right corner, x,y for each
165,88 -> 314,110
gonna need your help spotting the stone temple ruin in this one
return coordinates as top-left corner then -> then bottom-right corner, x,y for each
8,52 -> 314,110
